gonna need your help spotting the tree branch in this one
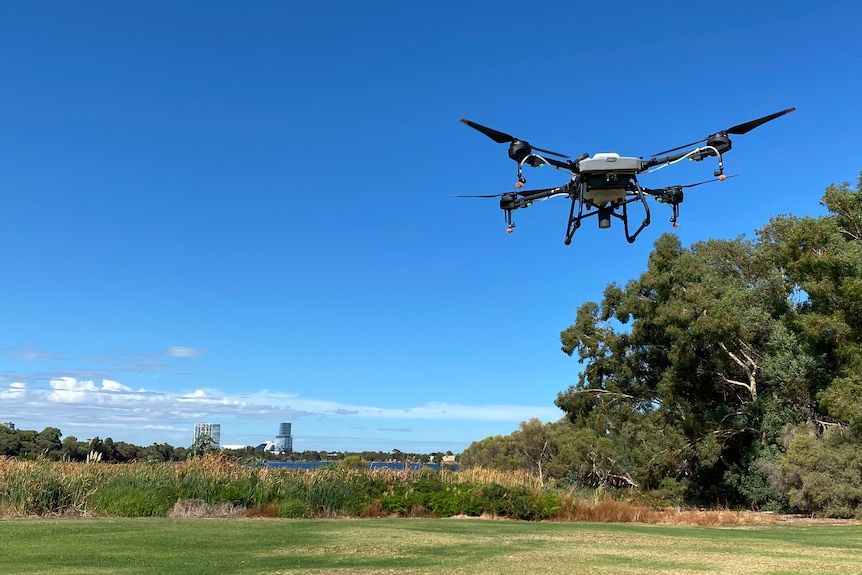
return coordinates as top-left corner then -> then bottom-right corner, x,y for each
718,342 -> 759,401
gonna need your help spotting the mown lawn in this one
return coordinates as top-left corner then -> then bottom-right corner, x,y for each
1,517 -> 860,574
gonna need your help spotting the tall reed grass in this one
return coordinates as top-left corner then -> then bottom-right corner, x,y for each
0,455 -> 773,524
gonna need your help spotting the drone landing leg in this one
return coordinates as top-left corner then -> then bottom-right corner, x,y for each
622,184 -> 651,244
563,177 -> 586,245
564,196 -> 586,245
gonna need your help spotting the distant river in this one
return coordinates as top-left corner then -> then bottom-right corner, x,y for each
264,461 -> 459,471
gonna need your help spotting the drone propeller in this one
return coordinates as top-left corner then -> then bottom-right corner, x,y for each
460,119 -> 569,159
726,108 -> 796,135
452,185 -> 564,200
651,108 -> 796,157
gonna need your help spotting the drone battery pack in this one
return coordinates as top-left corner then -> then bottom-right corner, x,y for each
578,154 -> 644,204
578,153 -> 643,174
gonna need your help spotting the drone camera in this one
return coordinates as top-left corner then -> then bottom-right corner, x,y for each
598,207 -> 613,229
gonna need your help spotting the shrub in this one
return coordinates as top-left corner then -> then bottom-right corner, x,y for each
94,469 -> 176,517
278,498 -> 310,518
96,484 -> 175,517
780,431 -> 862,518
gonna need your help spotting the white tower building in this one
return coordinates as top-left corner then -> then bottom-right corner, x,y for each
274,422 -> 293,453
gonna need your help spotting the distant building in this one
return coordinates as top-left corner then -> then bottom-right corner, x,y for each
1,421 -> 14,430
193,423 -> 221,447
256,422 -> 293,454
274,422 -> 293,453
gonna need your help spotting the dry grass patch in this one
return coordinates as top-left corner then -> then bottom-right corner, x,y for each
167,499 -> 247,518
553,496 -> 781,526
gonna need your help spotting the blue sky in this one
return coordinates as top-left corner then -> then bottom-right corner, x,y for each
1,1 -> 859,453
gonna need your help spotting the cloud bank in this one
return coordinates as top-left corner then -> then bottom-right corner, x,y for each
0,377 -> 561,443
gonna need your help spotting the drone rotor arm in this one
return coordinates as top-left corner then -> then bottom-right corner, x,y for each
643,147 -> 701,170
540,156 -> 573,170
517,186 -> 569,202
530,147 -> 570,159
651,137 -> 708,158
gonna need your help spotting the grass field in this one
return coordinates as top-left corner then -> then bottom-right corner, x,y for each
1,518 -> 860,574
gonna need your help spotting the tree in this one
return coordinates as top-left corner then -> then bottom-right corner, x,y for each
556,228 -> 823,501
35,427 -> 63,455
553,171 -> 862,512
512,419 -> 554,484
188,434 -> 218,459
0,426 -> 22,457
60,436 -> 88,461
761,174 -> 862,429
460,434 -> 520,471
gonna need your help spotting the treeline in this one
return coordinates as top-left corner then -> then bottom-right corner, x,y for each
463,173 -> 862,519
0,426 -> 188,462
275,448 -> 455,464
0,425 -> 454,465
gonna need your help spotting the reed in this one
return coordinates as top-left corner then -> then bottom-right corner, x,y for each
0,456 -> 778,524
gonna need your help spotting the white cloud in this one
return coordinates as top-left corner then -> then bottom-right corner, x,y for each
102,379 -> 133,393
47,377 -> 143,404
166,346 -> 204,357
0,381 -> 27,399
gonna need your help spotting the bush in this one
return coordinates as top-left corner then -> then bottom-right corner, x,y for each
94,468 -> 176,516
278,498 -> 310,518
96,484 -> 175,517
780,431 -> 862,518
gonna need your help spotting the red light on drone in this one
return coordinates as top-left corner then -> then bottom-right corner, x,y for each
506,227 -> 514,234
515,181 -> 524,188
718,174 -> 727,181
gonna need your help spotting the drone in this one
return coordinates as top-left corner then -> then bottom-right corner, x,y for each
457,108 -> 795,244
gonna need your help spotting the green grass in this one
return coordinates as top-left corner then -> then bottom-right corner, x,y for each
1,518 -> 860,574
